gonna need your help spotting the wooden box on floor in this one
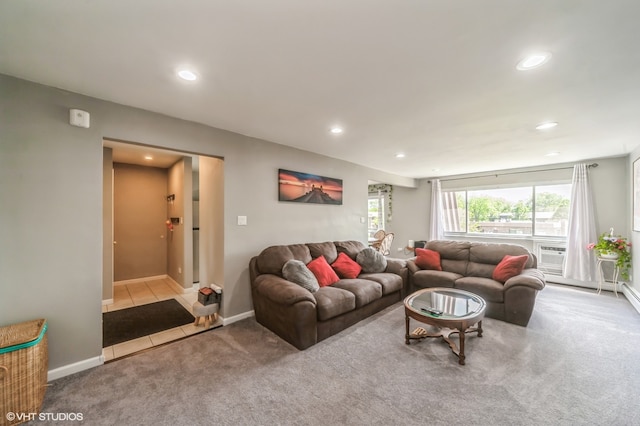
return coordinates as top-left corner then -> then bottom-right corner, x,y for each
0,319 -> 48,426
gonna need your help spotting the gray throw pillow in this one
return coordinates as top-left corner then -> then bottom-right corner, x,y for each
282,259 -> 320,293
356,247 -> 387,273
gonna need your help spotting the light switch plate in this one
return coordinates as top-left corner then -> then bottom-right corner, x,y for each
237,215 -> 247,226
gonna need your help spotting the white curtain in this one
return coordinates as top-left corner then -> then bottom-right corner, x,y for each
429,179 -> 444,241
563,164 -> 598,281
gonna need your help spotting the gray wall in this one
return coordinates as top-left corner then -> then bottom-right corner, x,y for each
167,157 -> 193,288
629,149 -> 640,300
199,156 -> 225,304
0,74 -> 415,372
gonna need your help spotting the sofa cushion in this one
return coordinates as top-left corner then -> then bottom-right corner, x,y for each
307,241 -> 339,264
411,270 -> 461,289
426,240 -> 471,275
331,252 -> 362,279
356,247 -> 387,273
256,244 -> 312,276
455,276 -> 505,302
313,286 -> 356,321
282,259 -> 320,293
492,254 -> 529,283
358,272 -> 403,295
470,242 -> 534,269
334,240 -> 368,260
414,248 -> 442,271
307,255 -> 340,287
332,279 -> 383,308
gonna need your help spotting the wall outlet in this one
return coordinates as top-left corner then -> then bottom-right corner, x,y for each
397,247 -> 403,252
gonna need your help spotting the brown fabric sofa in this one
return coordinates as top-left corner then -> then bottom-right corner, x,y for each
249,240 -> 408,349
407,240 -> 545,326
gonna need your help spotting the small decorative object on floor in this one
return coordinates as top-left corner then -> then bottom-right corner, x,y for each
192,301 -> 219,329
198,285 -> 222,306
412,327 -> 428,337
587,227 -> 632,279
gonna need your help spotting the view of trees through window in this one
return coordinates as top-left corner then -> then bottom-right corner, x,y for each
368,196 -> 385,239
443,184 -> 571,237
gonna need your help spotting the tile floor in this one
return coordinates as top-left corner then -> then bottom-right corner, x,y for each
102,278 -> 221,361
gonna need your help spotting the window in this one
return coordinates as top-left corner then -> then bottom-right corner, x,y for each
534,184 -> 571,236
368,195 -> 385,239
442,183 -> 571,237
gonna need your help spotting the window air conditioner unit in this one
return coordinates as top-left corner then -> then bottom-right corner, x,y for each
536,243 -> 566,275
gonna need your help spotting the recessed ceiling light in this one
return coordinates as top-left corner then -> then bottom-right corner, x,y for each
330,127 -> 343,134
536,121 -> 558,130
432,168 -> 440,172
517,52 -> 552,70
545,151 -> 560,157
177,69 -> 197,81
144,155 -> 153,160
395,153 -> 405,158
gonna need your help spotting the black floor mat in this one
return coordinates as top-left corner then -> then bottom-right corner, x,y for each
103,299 -> 194,347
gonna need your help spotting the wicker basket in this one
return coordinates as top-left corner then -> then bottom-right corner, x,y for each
0,319 -> 48,426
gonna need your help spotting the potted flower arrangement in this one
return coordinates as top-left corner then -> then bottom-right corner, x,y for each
587,228 -> 632,279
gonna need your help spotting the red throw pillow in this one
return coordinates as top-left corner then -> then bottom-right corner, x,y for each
414,248 -> 442,271
331,252 -> 362,279
492,254 -> 529,283
307,256 -> 340,287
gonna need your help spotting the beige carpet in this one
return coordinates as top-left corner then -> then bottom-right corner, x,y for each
38,284 -> 640,425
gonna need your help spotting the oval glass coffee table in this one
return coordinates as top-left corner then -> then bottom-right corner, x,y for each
404,287 -> 486,365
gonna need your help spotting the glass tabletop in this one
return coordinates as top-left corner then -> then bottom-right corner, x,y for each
406,288 -> 485,319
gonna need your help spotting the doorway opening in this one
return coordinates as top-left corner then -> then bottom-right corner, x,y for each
102,139 -> 224,360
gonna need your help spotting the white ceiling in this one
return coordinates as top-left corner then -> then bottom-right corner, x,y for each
104,140 -> 186,169
2,1 -> 639,178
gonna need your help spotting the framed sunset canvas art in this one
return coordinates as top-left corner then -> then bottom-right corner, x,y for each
278,169 -> 343,205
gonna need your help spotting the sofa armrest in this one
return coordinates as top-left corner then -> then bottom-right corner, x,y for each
504,268 -> 546,291
406,258 -> 420,274
385,257 -> 407,275
253,274 -> 317,306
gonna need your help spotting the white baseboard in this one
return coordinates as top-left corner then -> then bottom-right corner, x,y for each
622,284 -> 640,314
166,275 -> 195,294
48,355 -> 104,382
222,310 -> 255,326
101,298 -> 114,306
546,274 -> 621,292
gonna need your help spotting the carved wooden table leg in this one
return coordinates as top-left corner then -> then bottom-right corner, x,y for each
405,315 -> 410,344
458,330 -> 466,365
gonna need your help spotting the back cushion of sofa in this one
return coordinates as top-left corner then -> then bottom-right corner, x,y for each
426,240 -> 470,275
467,243 -> 534,278
256,244 -> 312,276
334,240 -> 367,260
307,241 -> 338,264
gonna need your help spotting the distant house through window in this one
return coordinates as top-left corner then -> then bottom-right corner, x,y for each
442,183 -> 571,238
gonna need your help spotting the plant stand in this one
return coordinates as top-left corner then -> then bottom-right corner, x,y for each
596,257 -> 620,297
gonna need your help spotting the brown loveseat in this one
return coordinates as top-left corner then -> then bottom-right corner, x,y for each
407,240 -> 545,326
249,240 -> 408,349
